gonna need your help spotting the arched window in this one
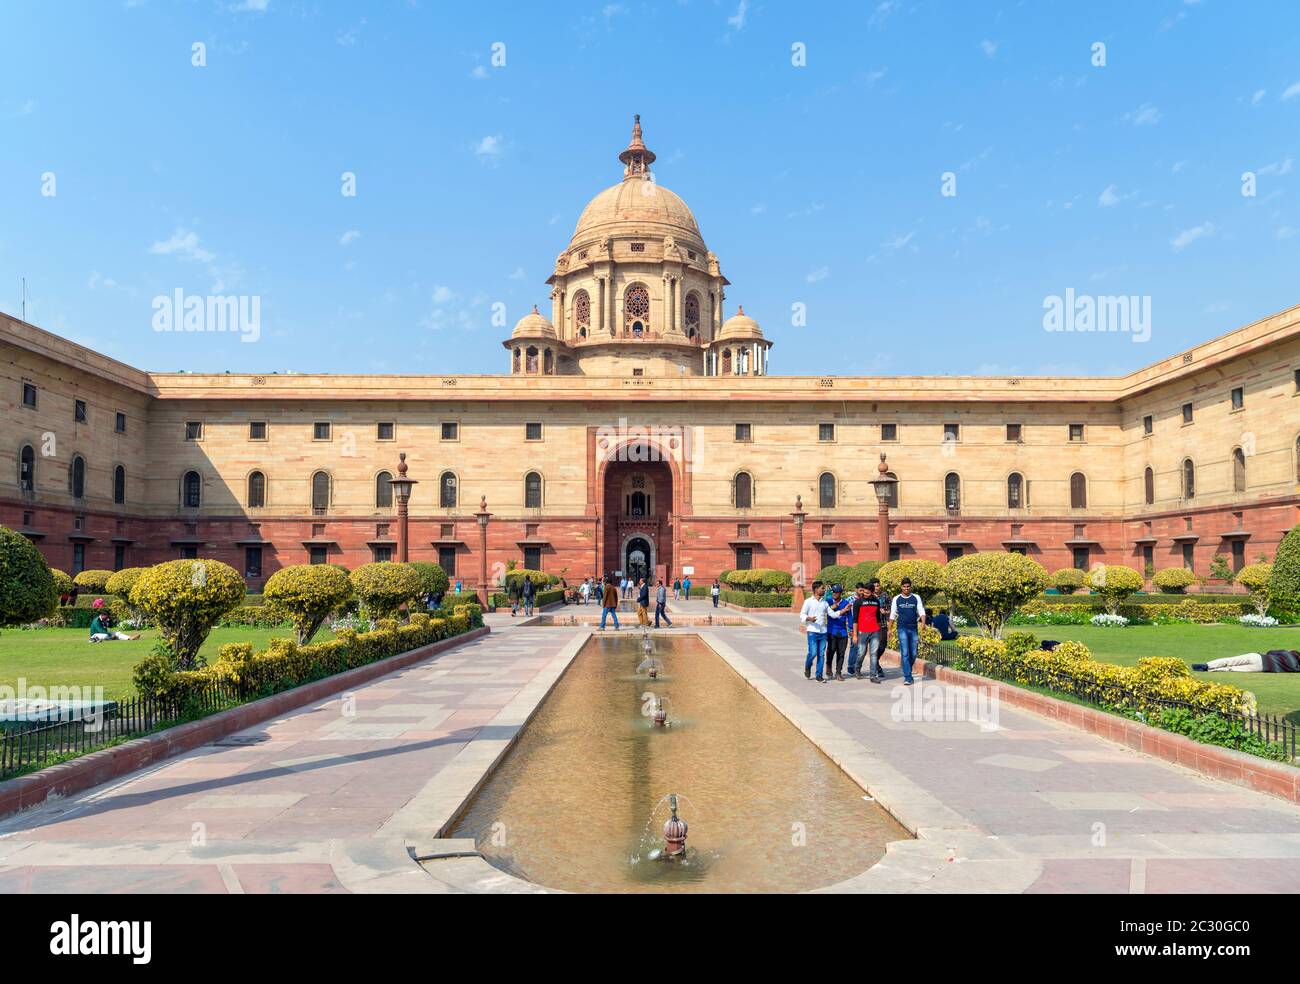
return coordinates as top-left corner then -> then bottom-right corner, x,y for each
721,349 -> 732,375
247,471 -> 266,508
1232,447 -> 1246,493
944,473 -> 961,514
624,284 -> 650,335
685,292 -> 700,332
113,465 -> 126,505
1182,458 -> 1196,499
734,471 -> 753,509
1007,472 -> 1024,509
1144,466 -> 1154,505
183,470 -> 201,508
818,472 -> 836,509
513,348 -> 521,373
883,471 -> 899,509
525,346 -> 538,374
543,349 -> 554,374
574,290 -> 590,334
19,444 -> 34,492
311,471 -> 330,513
1070,472 -> 1087,509
440,471 -> 458,508
375,470 -> 393,509
70,455 -> 86,499
524,471 -> 542,508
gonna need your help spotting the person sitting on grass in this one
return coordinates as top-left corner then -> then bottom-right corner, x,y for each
88,601 -> 139,642
1193,650 -> 1300,673
930,607 -> 959,641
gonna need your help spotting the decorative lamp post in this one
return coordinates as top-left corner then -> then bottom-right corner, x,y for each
869,452 -> 898,563
475,495 -> 492,609
390,453 -> 418,563
791,494 -> 807,608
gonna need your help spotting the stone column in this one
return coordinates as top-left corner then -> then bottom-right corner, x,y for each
475,496 -> 492,609
597,277 -> 606,334
791,495 -> 807,609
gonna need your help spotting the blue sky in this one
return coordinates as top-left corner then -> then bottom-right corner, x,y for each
2,0 -> 1298,377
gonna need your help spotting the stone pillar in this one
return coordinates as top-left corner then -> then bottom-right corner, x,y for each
597,277 -> 606,334
791,495 -> 807,609
475,496 -> 492,609
390,453 -> 417,563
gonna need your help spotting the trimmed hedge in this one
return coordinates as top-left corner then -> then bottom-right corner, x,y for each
721,568 -> 792,593
217,605 -> 287,628
1014,598 -> 1251,625
1152,567 -> 1200,593
491,587 -> 565,609
72,569 -> 114,593
954,634 -> 1253,717
719,589 -> 793,608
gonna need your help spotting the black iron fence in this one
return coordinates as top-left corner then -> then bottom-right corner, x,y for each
927,640 -> 1297,762
0,681 -> 247,781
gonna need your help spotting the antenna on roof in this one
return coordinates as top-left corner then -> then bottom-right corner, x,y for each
21,277 -> 26,321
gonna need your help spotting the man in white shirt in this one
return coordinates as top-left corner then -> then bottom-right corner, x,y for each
799,580 -> 831,682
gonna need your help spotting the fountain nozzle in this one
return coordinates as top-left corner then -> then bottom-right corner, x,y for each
663,793 -> 688,857
652,697 -> 667,727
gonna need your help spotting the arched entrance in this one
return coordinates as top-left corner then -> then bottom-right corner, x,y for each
625,536 -> 652,583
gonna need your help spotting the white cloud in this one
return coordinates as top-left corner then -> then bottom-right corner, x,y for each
339,229 -> 360,246
1123,103 -> 1162,126
470,65 -> 488,80
750,203 -> 767,215
1098,184 -> 1129,207
979,39 -> 999,58
1252,89 -> 1266,105
432,285 -> 454,304
1258,158 -> 1294,176
1171,160 -> 1187,174
149,228 -> 214,263
726,0 -> 749,32
805,267 -> 830,283
1277,226 -> 1297,240
1170,221 -> 1215,251
1282,81 -> 1300,101
508,267 -> 526,280
229,0 -> 268,11
881,231 -> 916,253
474,134 -> 504,164
87,271 -> 118,290
867,1 -> 897,29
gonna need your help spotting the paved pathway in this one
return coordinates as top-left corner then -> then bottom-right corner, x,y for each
2,599 -> 1298,892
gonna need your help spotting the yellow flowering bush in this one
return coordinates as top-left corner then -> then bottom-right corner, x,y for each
349,562 -> 422,620
49,568 -> 75,597
1152,567 -> 1199,593
878,559 -> 946,603
1050,568 -> 1086,594
128,559 -> 246,669
105,567 -> 148,598
1088,564 -> 1144,615
73,569 -> 114,594
887,621 -> 941,659
264,563 -> 354,644
944,552 -> 1048,638
1234,562 -> 1272,617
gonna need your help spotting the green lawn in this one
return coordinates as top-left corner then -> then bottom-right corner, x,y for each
972,624 -> 1300,722
0,625 -> 325,701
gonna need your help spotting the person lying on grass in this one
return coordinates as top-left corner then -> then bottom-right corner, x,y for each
1193,650 -> 1300,673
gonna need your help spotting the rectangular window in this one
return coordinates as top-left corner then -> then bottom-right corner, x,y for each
115,411 -> 127,433
22,383 -> 37,408
441,421 -> 459,441
1231,539 -> 1245,572
734,546 -> 754,571
525,422 -> 543,441
1005,423 -> 1022,443
1068,423 -> 1085,442
1295,368 -> 1300,393
377,421 -> 394,441
313,421 -> 331,441
113,545 -> 126,572
523,546 -> 542,572
74,399 -> 87,423
372,545 -> 393,562
1007,545 -> 1026,556
1072,546 -> 1089,570
181,545 -> 198,560
888,545 -> 901,562
1182,402 -> 1193,424
632,368 -> 644,376
734,423 -> 752,442
819,546 -> 838,570
72,543 -> 86,574
943,423 -> 960,443
1182,542 -> 1195,570
1142,414 -> 1153,435
184,421 -> 203,441
437,546 -> 457,577
946,546 -> 964,562
1231,387 -> 1243,410
244,546 -> 263,578
309,546 -> 328,565
249,421 -> 267,441
1142,544 -> 1154,572
818,423 -> 835,443
881,423 -> 898,442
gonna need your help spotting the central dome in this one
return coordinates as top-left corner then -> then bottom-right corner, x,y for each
568,115 -> 705,250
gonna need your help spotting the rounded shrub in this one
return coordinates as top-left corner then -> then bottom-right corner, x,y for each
722,568 -> 793,592
501,569 -> 559,590
1234,562 -> 1273,617
813,564 -> 853,588
129,559 -> 246,669
73,569 -> 114,594
1152,567 -> 1199,594
878,559 -> 945,603
944,552 -> 1048,638
407,561 -> 451,598
264,564 -> 354,644
1087,564 -> 1145,615
846,560 -> 885,587
349,561 -> 422,620
49,568 -> 74,597
1268,525 -> 1300,620
105,567 -> 149,598
1050,568 -> 1086,594
0,525 -> 59,628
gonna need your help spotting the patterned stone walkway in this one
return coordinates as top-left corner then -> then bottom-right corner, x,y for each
2,599 -> 1298,892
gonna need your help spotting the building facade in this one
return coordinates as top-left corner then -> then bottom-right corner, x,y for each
4,119 -> 1300,593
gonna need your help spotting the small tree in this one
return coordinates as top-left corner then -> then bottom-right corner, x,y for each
1209,554 -> 1234,584
264,564 -> 353,644
1268,525 -> 1300,619
1050,568 -> 1085,594
407,561 -> 451,599
49,568 -> 74,598
1088,564 -> 1144,615
0,526 -> 58,629
944,552 -> 1048,639
877,559 -> 946,604
1153,567 -> 1199,594
349,562 -> 422,620
73,569 -> 114,595
1235,562 -> 1273,617
129,559 -> 245,668
105,567 -> 148,598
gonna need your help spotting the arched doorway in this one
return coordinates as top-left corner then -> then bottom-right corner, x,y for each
625,536 -> 652,584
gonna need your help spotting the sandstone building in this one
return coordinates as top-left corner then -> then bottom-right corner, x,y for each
3,119 -> 1299,593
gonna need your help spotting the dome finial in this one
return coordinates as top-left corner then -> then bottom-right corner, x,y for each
619,114 -> 656,179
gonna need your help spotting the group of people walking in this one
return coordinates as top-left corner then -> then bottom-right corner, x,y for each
798,576 -> 926,686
